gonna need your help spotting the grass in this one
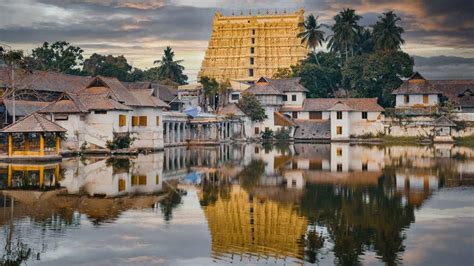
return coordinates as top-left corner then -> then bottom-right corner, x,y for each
380,135 -> 428,144
455,135 -> 474,148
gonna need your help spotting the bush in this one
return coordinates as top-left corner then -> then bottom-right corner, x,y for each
261,129 -> 273,140
106,133 -> 134,150
274,128 -> 291,140
237,92 -> 267,122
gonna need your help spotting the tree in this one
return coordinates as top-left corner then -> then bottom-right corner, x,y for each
31,41 -> 83,73
237,92 -> 267,122
83,53 -> 132,81
328,9 -> 362,62
373,11 -> 405,51
218,79 -> 232,107
199,76 -> 219,109
153,46 -> 188,85
273,68 -> 293,78
341,50 -> 413,106
354,27 -> 374,54
292,52 -> 341,97
298,14 -> 327,66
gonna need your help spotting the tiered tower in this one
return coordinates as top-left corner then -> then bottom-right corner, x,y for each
198,9 -> 308,83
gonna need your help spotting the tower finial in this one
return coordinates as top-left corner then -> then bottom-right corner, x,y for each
284,8 -> 287,14
232,10 -> 234,15
249,9 -> 252,15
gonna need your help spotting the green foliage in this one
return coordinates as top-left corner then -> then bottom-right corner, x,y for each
83,53 -> 134,81
273,67 -> 293,78
199,76 -> 219,108
273,128 -> 291,140
327,8 -> 362,62
237,159 -> 265,191
373,11 -> 405,51
261,129 -> 273,140
106,133 -> 134,150
32,41 -> 84,73
153,46 -> 188,85
237,92 -> 267,122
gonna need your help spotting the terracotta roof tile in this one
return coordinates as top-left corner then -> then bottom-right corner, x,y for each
301,98 -> 384,112
1,113 -> 66,133
218,103 -> 246,117
3,100 -> 50,117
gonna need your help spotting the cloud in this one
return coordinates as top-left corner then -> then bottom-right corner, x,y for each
414,56 -> 474,80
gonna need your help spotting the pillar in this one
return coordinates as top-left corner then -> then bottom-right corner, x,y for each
39,166 -> 44,188
54,164 -> 60,184
7,164 -> 12,187
39,133 -> 45,156
24,133 -> 29,152
176,122 -> 181,143
55,133 -> 61,155
8,133 -> 12,157
165,122 -> 170,144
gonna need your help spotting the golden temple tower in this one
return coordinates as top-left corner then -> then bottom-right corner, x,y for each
198,9 -> 309,82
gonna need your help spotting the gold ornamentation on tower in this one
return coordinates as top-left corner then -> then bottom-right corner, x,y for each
198,9 -> 308,82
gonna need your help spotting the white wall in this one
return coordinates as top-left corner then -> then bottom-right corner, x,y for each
348,111 -> 384,137
283,92 -> 305,107
330,111 -> 350,140
395,94 -> 439,108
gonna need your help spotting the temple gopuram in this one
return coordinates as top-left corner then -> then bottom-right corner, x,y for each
198,9 -> 308,83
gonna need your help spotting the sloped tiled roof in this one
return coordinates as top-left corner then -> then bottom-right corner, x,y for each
431,80 -> 474,107
129,89 -> 170,109
274,112 -> 296,126
218,103 -> 246,117
85,76 -> 141,106
433,116 -> 456,127
301,98 -> 384,112
0,69 -> 91,94
1,113 -> 66,133
246,77 -> 283,95
39,94 -> 89,114
3,100 -> 50,117
392,72 -> 441,95
154,83 -> 178,102
268,77 -> 308,92
328,101 -> 353,111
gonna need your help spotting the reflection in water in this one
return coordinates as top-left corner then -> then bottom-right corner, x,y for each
0,143 -> 473,265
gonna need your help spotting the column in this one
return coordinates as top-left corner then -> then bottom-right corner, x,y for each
55,133 -> 61,155
177,122 -> 181,144
8,133 -> 12,157
7,164 -> 12,187
24,133 -> 29,152
39,166 -> 44,188
39,133 -> 45,156
165,122 -> 169,144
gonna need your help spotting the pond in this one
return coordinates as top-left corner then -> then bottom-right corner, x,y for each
0,143 -> 473,265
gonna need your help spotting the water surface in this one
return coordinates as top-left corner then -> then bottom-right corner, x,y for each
0,143 -> 473,265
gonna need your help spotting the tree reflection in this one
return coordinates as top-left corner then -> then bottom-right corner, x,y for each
159,188 -> 186,222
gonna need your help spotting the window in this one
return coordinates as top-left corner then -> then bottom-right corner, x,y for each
292,112 -> 298,119
119,114 -> 126,127
156,174 -> 160,185
292,180 -> 297,187
139,116 -> 147,126
265,127 -> 269,132
118,179 -> 126,192
292,95 -> 297,101
250,57 -> 254,65
404,95 -> 410,104
156,116 -> 160,126
251,37 -> 255,44
55,114 -> 68,121
336,111 -> 343,119
423,94 -> 429,104
94,110 -> 107,114
254,146 -> 259,154
248,68 -> 254,77
337,163 -> 343,172
252,29 -> 255,35
309,111 -> 322,120
254,127 -> 260,134
362,112 -> 368,119
231,93 -> 240,100
336,126 -> 342,135
362,162 -> 368,171
336,148 -> 342,156
250,47 -> 254,54
292,161 -> 298,169
282,95 -> 288,101
132,116 -> 139,127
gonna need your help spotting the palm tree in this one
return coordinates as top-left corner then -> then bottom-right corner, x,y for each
373,11 -> 405,51
298,14 -> 326,66
327,8 -> 362,62
153,46 -> 188,85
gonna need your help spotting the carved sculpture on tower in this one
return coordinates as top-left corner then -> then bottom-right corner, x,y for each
198,8 -> 308,83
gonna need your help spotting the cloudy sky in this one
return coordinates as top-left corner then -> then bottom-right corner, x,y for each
0,0 -> 473,81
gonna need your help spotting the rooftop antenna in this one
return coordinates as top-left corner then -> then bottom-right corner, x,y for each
284,8 -> 287,14
257,9 -> 260,15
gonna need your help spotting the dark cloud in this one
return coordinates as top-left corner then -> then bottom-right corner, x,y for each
414,56 -> 474,79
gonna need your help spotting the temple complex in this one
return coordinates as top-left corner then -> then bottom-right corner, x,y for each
198,9 -> 308,82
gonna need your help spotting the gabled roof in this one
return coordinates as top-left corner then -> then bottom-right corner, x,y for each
298,98 -> 384,112
129,89 -> 170,109
328,101 -> 353,111
0,113 -> 66,133
431,80 -> 474,108
246,77 -> 283,96
246,76 -> 308,95
218,103 -> 246,117
268,77 -> 308,93
39,93 -> 89,114
274,112 -> 296,126
392,71 -> 441,95
433,116 -> 456,127
85,76 -> 141,106
3,100 -> 50,117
